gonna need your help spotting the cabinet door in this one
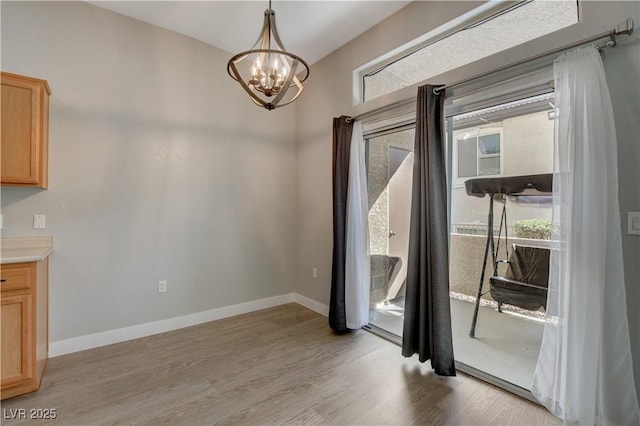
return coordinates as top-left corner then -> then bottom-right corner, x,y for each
0,72 -> 50,188
0,294 -> 33,388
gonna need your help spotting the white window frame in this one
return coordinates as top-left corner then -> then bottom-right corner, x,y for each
352,1 -> 520,106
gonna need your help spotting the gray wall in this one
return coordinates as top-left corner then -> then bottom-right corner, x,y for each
0,1 -> 297,342
295,0 -> 640,399
605,19 -> 640,404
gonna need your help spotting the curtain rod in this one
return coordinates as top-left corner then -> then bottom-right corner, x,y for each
433,18 -> 634,95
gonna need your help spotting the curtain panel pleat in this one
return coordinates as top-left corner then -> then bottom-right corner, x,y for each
401,85 -> 456,376
329,116 -> 354,332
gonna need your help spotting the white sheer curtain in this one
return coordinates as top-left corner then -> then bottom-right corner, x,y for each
345,121 -> 370,329
532,46 -> 640,425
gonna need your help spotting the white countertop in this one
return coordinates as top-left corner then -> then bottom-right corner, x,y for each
1,237 -> 53,264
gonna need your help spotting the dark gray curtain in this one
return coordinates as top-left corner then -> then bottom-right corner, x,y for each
329,116 -> 353,333
401,85 -> 456,376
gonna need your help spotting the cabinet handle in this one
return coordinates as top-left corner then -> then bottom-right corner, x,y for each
0,279 -> 5,282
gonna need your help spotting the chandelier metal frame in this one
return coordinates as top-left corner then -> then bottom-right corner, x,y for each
227,2 -> 310,111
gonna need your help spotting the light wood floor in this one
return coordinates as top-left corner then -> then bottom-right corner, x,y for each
1,303 -> 561,425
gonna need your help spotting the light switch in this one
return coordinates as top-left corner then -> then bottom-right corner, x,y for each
34,214 -> 46,229
628,212 -> 640,235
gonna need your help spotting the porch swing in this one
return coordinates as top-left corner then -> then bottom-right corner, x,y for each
465,173 -> 553,338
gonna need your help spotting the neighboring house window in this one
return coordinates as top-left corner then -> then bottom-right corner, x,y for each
456,130 -> 502,181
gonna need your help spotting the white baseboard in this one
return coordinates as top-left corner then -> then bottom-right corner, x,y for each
49,293 -> 330,358
293,293 -> 329,317
49,293 -> 297,357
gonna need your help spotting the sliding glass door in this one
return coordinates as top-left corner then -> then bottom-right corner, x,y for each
361,92 -> 554,400
446,93 -> 555,394
366,127 -> 414,337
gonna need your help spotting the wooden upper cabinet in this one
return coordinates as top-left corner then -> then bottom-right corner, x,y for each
1,72 -> 51,189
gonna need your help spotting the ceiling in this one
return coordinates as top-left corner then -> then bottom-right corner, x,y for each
89,1 -> 412,65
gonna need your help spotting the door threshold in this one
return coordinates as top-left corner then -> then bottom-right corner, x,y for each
363,324 -> 402,345
455,361 -> 538,403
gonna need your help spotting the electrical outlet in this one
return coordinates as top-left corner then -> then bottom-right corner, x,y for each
158,280 -> 167,293
312,268 -> 318,279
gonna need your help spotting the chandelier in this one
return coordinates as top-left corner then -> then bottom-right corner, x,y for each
227,0 -> 310,111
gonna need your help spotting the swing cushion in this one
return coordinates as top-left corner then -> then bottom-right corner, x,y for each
489,244 -> 550,311
465,174 -> 553,197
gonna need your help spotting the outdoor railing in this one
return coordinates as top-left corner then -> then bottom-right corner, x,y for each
452,223 -> 514,237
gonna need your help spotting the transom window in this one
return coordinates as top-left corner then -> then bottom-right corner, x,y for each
357,0 -> 578,103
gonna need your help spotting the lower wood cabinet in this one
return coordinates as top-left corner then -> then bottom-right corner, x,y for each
0,259 -> 48,399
